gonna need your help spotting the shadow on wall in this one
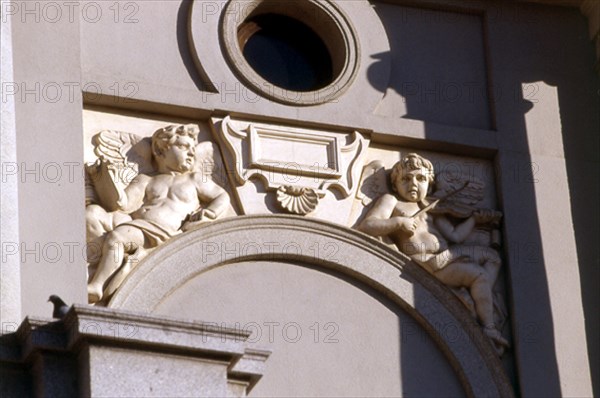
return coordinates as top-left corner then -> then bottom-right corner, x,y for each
177,0 -> 214,93
368,1 -> 599,396
151,259 -> 468,397
534,10 -> 600,397
368,5 -> 492,130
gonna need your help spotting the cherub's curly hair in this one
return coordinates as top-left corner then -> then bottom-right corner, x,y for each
390,153 -> 435,194
151,124 -> 198,157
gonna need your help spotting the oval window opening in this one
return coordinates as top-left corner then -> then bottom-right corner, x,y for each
238,14 -> 334,92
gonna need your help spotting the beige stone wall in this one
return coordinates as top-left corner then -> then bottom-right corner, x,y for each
156,259 -> 464,397
2,0 -> 598,396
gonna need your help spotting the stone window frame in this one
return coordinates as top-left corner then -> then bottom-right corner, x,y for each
220,0 -> 361,106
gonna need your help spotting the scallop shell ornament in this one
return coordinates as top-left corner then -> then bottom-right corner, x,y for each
276,186 -> 319,215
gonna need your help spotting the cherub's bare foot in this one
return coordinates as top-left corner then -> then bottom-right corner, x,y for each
88,283 -> 103,304
483,326 -> 509,355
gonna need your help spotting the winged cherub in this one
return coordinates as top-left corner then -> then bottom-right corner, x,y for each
85,125 -> 230,303
358,153 -> 508,350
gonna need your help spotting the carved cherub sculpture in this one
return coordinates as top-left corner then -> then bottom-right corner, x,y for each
85,125 -> 230,304
358,153 -> 508,352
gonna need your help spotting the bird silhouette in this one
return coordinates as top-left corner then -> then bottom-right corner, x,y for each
48,295 -> 70,319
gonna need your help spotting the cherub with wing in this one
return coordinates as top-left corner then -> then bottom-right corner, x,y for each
357,153 -> 508,353
85,125 -> 230,304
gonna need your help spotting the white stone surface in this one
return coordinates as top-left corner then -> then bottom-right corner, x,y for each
10,8 -> 88,316
0,12 -> 22,331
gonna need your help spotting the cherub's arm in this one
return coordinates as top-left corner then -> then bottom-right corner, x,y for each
118,174 -> 151,213
358,194 -> 416,237
190,174 -> 230,221
434,214 -> 475,243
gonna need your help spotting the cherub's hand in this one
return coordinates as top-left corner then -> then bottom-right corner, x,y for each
394,216 -> 418,234
182,209 -> 217,233
189,208 -> 216,222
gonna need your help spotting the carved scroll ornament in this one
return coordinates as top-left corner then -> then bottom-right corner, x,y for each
210,116 -> 367,215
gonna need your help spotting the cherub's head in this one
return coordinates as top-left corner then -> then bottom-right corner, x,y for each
152,125 -> 199,173
390,153 -> 434,202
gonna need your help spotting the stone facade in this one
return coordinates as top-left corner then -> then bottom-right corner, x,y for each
1,0 -> 598,396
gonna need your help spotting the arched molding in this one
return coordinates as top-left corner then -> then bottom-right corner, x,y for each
109,215 -> 513,398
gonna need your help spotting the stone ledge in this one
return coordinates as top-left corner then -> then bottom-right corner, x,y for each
0,305 -> 270,397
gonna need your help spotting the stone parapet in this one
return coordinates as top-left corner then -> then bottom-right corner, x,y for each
0,305 -> 269,397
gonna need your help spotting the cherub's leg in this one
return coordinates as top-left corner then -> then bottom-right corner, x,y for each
86,205 -> 132,241
435,262 -> 508,348
85,205 -> 132,265
468,246 -> 502,287
86,204 -> 111,242
446,245 -> 502,286
87,225 -> 144,303
435,262 -> 493,324
480,248 -> 501,285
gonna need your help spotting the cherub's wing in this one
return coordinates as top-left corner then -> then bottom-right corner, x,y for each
92,130 -> 153,174
194,140 -> 228,187
356,160 -> 390,206
87,130 -> 153,210
431,172 -> 485,217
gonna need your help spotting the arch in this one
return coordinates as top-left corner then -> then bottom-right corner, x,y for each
109,215 -> 513,398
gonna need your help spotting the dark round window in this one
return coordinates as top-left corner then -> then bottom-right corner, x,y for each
238,14 -> 334,92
